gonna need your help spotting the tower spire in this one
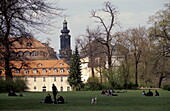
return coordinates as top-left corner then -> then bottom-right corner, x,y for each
59,19 -> 72,64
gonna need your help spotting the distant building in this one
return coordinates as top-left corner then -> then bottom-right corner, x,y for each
0,37 -> 71,92
80,39 -> 123,83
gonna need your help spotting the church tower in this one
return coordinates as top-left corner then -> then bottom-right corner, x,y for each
59,19 -> 72,64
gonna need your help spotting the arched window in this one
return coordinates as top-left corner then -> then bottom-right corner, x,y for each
67,86 -> 70,91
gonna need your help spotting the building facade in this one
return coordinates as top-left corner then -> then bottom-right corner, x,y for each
0,36 -> 71,92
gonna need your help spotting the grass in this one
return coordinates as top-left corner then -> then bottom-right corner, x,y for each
0,90 -> 170,111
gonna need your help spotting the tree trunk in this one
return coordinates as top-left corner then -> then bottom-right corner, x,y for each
135,61 -> 138,87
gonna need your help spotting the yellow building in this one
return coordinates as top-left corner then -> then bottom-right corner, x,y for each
0,37 -> 71,92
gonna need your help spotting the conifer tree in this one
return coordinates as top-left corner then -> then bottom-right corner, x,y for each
68,46 -> 82,91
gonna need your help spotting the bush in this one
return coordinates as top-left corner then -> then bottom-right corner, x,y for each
83,77 -> 102,91
0,78 -> 28,92
163,85 -> 170,91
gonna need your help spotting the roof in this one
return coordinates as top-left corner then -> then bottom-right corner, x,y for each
0,59 -> 70,76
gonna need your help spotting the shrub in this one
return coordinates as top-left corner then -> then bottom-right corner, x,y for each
83,77 -> 102,91
163,85 -> 170,91
0,78 -> 28,92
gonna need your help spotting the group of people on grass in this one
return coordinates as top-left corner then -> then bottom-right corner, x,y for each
43,83 -> 65,104
8,83 -> 65,104
101,89 -> 118,96
142,90 -> 160,96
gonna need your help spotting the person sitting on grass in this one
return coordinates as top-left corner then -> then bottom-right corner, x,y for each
101,90 -> 106,95
142,91 -> 147,96
44,94 -> 53,103
57,95 -> 65,104
147,90 -> 153,96
8,90 -> 23,97
154,90 -> 160,96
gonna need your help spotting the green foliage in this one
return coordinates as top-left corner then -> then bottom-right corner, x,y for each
83,77 -> 102,91
163,85 -> 170,91
68,46 -> 83,91
102,68 -> 123,89
0,78 -> 28,92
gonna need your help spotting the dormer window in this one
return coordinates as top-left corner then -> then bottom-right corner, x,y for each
33,69 -> 38,74
24,69 -> 29,74
54,69 -> 58,73
42,69 -> 46,74
60,69 -> 64,73
38,63 -> 42,66
27,42 -> 32,46
32,51 -> 37,57
59,63 -> 64,66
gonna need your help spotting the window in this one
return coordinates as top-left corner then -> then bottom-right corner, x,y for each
18,51 -> 23,57
54,69 -> 58,73
24,69 -> 29,74
43,77 -> 45,82
61,77 -> 63,82
34,86 -> 36,90
38,63 -> 42,66
11,51 -> 16,58
60,69 -> 64,73
32,51 -> 37,57
33,69 -> 37,74
67,69 -> 70,73
34,77 -> 36,82
54,77 -> 56,81
60,86 -> 63,92
27,42 -> 32,46
15,70 -> 20,74
67,86 -> 70,91
42,69 -> 46,74
25,77 -> 28,81
59,63 -> 64,66
24,51 -> 30,58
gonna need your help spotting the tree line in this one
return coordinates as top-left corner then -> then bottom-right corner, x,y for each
75,1 -> 170,90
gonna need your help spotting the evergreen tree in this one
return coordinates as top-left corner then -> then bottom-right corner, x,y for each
68,46 -> 82,91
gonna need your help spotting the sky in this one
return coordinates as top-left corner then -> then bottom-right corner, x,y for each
34,0 -> 169,53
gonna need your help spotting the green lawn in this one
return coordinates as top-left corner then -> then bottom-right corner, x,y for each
0,90 -> 170,111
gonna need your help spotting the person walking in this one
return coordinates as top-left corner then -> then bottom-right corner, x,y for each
52,84 -> 58,104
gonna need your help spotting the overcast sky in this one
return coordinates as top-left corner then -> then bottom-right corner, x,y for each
35,0 -> 169,53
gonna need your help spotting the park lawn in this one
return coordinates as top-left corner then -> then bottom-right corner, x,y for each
0,90 -> 170,111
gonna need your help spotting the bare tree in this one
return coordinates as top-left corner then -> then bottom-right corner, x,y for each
77,27 -> 106,78
90,1 -> 118,68
118,27 -> 148,87
0,0 -> 62,81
